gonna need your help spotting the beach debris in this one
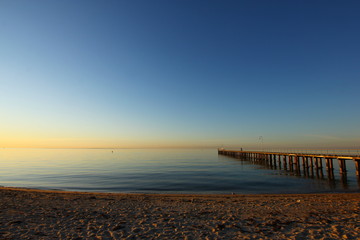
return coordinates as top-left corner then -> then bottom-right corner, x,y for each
216,224 -> 226,230
7,220 -> 23,225
34,231 -> 47,236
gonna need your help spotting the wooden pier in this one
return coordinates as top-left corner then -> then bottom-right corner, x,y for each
218,149 -> 360,181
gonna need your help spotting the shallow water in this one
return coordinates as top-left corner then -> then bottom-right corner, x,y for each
0,148 -> 359,194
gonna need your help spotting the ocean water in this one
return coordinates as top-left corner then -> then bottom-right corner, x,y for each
0,148 -> 359,194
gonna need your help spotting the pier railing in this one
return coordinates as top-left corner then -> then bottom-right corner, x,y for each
223,148 -> 360,156
218,149 -> 360,181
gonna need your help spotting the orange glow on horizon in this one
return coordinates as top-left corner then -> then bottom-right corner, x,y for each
0,136 -> 219,149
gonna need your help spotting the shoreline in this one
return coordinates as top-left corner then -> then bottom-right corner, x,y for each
1,187 -> 360,239
2,184 -> 360,196
1,185 -> 360,197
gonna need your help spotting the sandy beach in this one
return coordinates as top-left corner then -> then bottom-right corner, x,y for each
0,187 -> 359,239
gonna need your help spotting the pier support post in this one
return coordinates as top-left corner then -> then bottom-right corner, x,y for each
283,155 -> 287,170
289,156 -> 294,171
301,156 -> 305,171
273,155 -> 277,168
268,154 -> 273,168
278,155 -> 282,169
293,156 -> 300,175
309,157 -> 314,177
314,158 -> 324,178
297,156 -> 301,175
320,157 -> 323,169
326,158 -> 334,180
302,156 -> 309,176
338,159 -> 347,175
315,157 -> 319,169
355,159 -> 360,177
310,157 -> 314,169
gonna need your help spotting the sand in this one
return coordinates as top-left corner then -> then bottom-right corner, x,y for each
0,187 -> 359,239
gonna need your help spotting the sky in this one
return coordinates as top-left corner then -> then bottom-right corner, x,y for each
1,1 -> 360,149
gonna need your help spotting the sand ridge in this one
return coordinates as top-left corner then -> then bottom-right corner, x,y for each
0,187 -> 359,239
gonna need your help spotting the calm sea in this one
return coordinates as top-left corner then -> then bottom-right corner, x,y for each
0,148 -> 359,194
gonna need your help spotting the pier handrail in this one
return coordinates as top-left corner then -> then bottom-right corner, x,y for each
217,149 -> 360,160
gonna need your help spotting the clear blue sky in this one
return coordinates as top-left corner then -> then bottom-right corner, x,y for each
1,1 -> 359,149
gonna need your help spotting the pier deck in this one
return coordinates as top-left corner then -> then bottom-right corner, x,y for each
218,149 -> 360,181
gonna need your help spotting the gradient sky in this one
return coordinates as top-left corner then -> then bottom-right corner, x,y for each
1,1 -> 360,149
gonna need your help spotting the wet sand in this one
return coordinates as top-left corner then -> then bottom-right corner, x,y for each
1,187 -> 359,239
